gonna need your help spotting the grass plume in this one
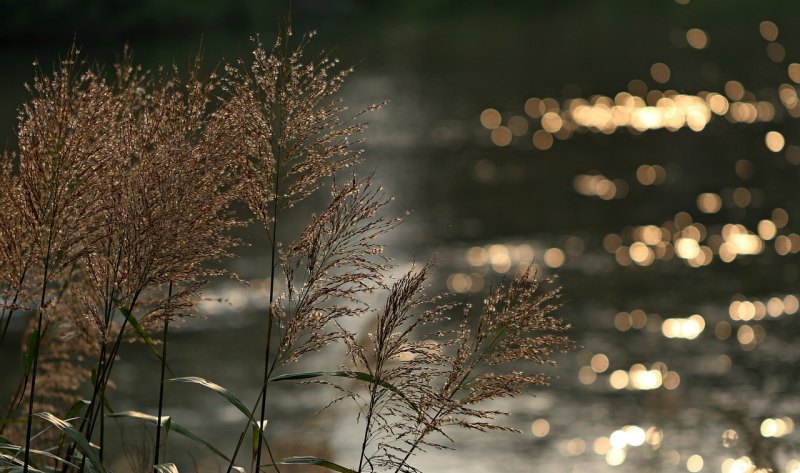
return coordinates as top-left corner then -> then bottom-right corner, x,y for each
0,24 -> 574,473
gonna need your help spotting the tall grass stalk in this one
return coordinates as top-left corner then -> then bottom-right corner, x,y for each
154,283 -> 173,467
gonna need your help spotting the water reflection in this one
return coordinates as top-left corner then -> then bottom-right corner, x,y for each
2,4 -> 800,473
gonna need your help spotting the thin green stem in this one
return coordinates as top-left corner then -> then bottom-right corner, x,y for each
154,283 -> 173,469
23,243 -> 53,472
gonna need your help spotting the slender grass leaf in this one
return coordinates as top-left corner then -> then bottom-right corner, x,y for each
33,412 -> 106,473
0,443 -> 79,468
65,400 -> 90,420
107,410 -> 230,462
154,464 -> 179,473
271,371 -> 419,412
265,456 -> 356,473
167,377 -> 252,420
118,306 -> 163,362
0,453 -> 45,472
251,420 -> 268,461
23,329 -> 39,375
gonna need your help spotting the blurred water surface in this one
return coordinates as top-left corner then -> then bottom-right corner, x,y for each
2,3 -> 800,472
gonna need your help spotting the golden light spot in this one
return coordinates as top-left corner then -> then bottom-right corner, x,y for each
726,454 -> 753,472
661,315 -> 704,339
757,220 -> 777,240
707,93 -> 730,115
615,247 -> 632,266
715,321 -> 732,340
542,98 -> 560,112
716,355 -> 732,372
628,79 -> 648,97
563,438 -> 586,456
490,126 -> 513,147
765,131 -> 786,152
767,297 -> 784,317
733,187 -> 752,208
480,108 -> 502,129
725,80 -> 745,101
772,208 -> 789,227
466,247 -> 487,266
524,98 -> 545,118
779,83 -> 798,108
615,312 -> 632,331
757,101 -> 775,121
784,295 -> 799,314
609,370 -> 629,389
609,429 -> 628,449
697,193 -> 722,213
663,371 -> 680,390
788,63 -> 800,83
488,244 -> 512,273
624,426 -> 646,446
675,238 -> 701,259
630,366 -> 662,390
603,234 -> 622,253
760,20 -> 779,41
667,450 -> 681,466
767,42 -> 786,63
686,29 -> 709,49
514,243 -> 536,264
775,235 -> 792,255
650,63 -> 671,84
737,325 -> 755,345
761,418 -> 778,437
646,427 -> 663,446
447,273 -> 472,293
593,436 -> 610,455
721,429 -> 738,448
532,130 -> 553,150
531,418 -> 550,437
543,248 -> 565,268
631,309 -> 648,329
637,164 -> 657,185
596,179 -> 617,200
541,112 -> 564,133
629,242 -> 654,266
605,448 -> 626,466
578,366 -> 597,384
591,354 -> 610,373
687,454 -> 704,472
507,116 -> 529,136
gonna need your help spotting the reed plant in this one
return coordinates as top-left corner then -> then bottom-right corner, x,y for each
0,22 -> 574,473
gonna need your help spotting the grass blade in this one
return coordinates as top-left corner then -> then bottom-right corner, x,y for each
265,456 -> 357,473
34,412 -> 106,473
22,329 -> 39,376
108,410 -> 231,462
0,442 -> 79,469
167,377 -> 252,422
0,454 -> 45,472
154,464 -> 179,473
119,306 -> 163,362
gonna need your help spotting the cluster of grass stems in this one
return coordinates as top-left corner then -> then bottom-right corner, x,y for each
0,21 -> 574,473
